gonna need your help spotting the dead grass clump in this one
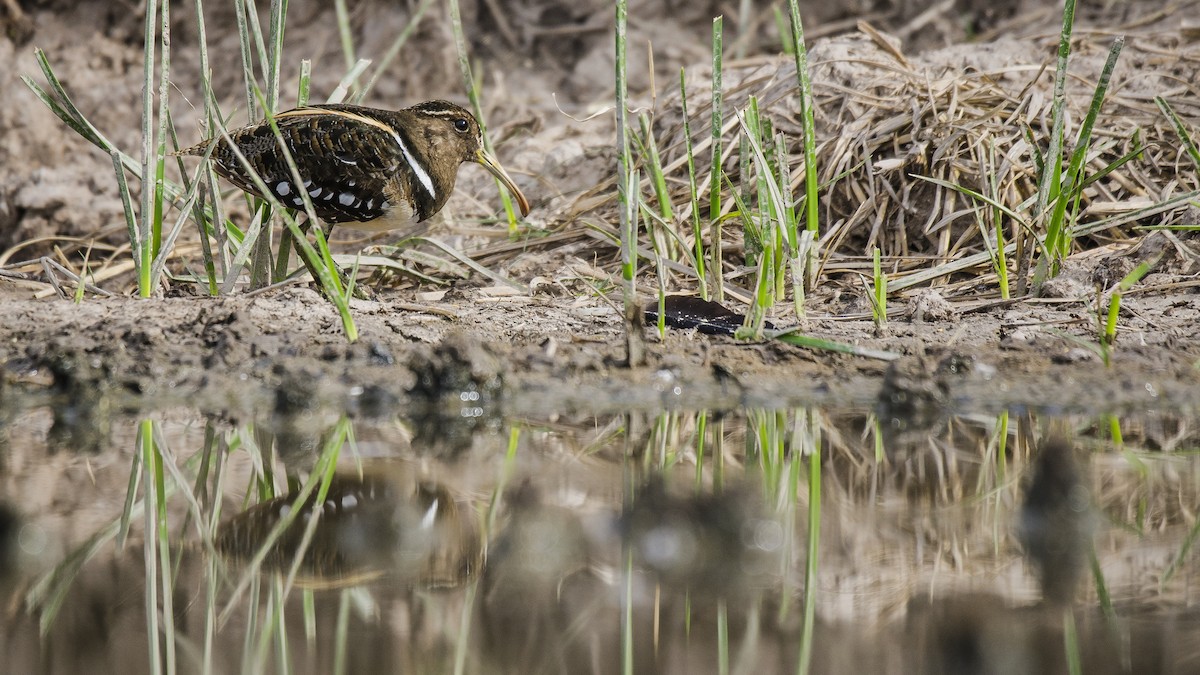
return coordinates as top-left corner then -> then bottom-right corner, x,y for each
571,24 -> 1199,300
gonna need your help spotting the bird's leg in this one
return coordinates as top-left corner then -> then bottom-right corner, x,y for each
274,218 -> 298,282
321,222 -> 376,300
292,215 -> 325,293
294,218 -> 373,300
339,241 -> 376,301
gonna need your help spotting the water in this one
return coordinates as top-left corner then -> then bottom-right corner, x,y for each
1,393 -> 1197,674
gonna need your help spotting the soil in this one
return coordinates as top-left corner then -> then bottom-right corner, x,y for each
1,0 -> 1199,418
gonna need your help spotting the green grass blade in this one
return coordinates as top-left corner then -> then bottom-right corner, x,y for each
785,0 -> 820,283
912,173 -> 1049,261
615,0 -> 643,366
137,0 -> 161,296
111,150 -> 144,279
1102,252 -> 1162,363
326,58 -> 372,105
640,113 -> 674,222
233,0 -> 259,121
1043,36 -> 1124,275
333,0 -> 355,73
1036,0 -> 1077,223
265,0 -> 288,113
766,328 -> 900,360
1155,96 -> 1200,170
25,49 -> 114,149
710,17 -> 725,304
679,68 -> 708,300
1024,0 -> 1076,294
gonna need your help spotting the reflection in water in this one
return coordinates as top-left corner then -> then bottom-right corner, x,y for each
40,348 -> 114,455
0,501 -> 20,584
47,389 -> 111,455
216,470 -> 481,588
1019,436 -> 1093,606
479,484 -> 616,673
0,405 -> 1197,674
877,354 -> 949,443
622,480 -> 780,595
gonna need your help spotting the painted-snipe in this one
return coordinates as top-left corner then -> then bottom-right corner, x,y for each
183,99 -> 530,235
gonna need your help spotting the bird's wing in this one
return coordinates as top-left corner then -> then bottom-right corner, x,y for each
210,107 -> 406,224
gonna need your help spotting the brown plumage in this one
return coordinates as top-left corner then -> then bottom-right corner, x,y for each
181,100 -> 530,232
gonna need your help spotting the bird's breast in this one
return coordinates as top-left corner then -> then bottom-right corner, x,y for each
339,200 -> 417,232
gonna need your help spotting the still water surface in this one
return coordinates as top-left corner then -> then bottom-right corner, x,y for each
0,395 -> 1197,674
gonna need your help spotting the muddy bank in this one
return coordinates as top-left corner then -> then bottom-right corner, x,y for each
2,266 -> 1198,421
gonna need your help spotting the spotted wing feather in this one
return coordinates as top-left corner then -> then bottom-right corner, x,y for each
207,108 -> 409,224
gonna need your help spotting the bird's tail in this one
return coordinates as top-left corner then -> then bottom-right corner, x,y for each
171,138 -> 218,158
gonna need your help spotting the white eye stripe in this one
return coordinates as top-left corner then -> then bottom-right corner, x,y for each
388,130 -> 437,202
413,104 -> 466,119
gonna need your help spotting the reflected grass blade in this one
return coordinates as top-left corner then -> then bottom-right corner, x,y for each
717,598 -> 729,675
1063,609 -> 1082,675
1161,496 -> 1200,586
455,425 -> 522,675
139,421 -> 163,675
796,409 -> 821,675
333,590 -> 351,675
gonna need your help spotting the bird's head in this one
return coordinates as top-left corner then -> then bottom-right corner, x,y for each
408,100 -> 531,217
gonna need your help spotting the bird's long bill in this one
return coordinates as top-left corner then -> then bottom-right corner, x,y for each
476,148 -> 531,217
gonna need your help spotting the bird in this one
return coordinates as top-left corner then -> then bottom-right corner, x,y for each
181,99 -> 530,237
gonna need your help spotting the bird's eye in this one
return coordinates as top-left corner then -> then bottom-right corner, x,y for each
453,118 -> 469,133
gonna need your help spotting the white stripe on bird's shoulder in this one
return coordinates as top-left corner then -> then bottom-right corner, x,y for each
386,130 -> 437,203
